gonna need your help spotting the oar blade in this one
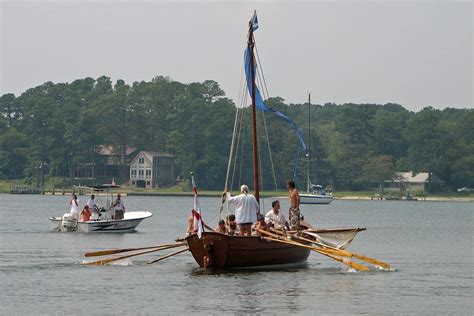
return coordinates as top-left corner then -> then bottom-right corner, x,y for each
352,253 -> 391,269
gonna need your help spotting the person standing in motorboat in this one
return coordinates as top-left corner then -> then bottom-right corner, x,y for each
87,194 -> 97,210
112,193 -> 125,220
224,185 -> 259,236
70,194 -> 80,219
87,194 -> 100,220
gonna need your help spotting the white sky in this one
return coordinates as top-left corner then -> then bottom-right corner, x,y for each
1,0 -> 472,111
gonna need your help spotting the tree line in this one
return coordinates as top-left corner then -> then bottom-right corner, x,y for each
0,76 -> 472,192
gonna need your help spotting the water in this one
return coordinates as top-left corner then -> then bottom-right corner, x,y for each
0,194 -> 472,315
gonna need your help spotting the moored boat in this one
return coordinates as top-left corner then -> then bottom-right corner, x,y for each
299,192 -> 334,205
299,94 -> 333,205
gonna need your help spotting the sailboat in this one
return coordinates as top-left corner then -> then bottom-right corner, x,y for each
299,94 -> 334,205
186,12 -> 363,269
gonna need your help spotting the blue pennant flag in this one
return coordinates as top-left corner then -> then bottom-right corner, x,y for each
251,12 -> 259,31
244,47 -> 307,153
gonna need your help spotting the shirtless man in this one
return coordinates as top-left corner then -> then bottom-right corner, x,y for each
214,219 -> 227,234
287,180 -> 300,230
185,209 -> 214,237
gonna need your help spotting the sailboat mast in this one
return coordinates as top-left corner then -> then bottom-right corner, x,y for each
248,18 -> 260,204
307,93 -> 311,193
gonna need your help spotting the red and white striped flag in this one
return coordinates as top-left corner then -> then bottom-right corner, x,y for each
191,174 -> 204,238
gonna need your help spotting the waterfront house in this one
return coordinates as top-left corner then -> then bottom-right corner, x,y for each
384,171 -> 443,192
129,151 -> 174,188
74,145 -> 137,180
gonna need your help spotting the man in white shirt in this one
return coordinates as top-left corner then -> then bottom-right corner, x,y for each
112,193 -> 125,220
265,200 -> 288,229
225,185 -> 259,236
87,194 -> 96,210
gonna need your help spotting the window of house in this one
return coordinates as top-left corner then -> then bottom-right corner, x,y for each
139,169 -> 144,178
131,169 -> 137,177
139,157 -> 144,164
146,169 -> 151,178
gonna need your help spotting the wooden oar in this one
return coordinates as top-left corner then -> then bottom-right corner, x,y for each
83,248 -> 165,266
83,244 -> 186,266
270,228 -> 391,269
261,236 -> 369,271
146,247 -> 189,265
84,242 -> 186,257
296,233 -> 391,269
258,230 -> 369,271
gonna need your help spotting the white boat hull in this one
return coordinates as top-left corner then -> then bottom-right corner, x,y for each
299,193 -> 334,204
49,211 -> 152,233
303,227 -> 365,249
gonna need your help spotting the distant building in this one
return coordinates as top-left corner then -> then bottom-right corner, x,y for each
129,151 -> 174,188
384,172 -> 443,192
74,145 -> 137,179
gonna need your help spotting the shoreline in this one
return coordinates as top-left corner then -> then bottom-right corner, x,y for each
6,191 -> 472,202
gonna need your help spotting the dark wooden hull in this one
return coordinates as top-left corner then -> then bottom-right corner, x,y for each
186,232 -> 311,269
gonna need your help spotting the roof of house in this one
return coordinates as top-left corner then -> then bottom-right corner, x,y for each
130,151 -> 173,165
98,145 -> 137,156
394,172 -> 429,183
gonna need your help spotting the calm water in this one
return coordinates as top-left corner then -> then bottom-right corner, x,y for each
0,194 -> 472,315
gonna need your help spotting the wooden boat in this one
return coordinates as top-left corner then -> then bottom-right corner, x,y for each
186,12 -> 364,269
187,232 -> 311,268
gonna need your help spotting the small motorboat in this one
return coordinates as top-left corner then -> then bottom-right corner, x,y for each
49,184 -> 152,233
49,211 -> 152,233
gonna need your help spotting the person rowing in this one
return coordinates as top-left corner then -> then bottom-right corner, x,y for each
265,200 -> 289,229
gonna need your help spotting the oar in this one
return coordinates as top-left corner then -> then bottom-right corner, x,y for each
146,247 -> 189,265
83,244 -> 186,266
270,228 -> 391,270
258,230 -> 369,271
83,248 -> 165,266
297,233 -> 391,269
84,242 -> 186,257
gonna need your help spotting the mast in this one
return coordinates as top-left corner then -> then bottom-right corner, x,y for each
306,93 -> 311,193
248,14 -> 260,203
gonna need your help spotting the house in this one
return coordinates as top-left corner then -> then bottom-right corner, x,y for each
129,151 -> 174,188
384,172 -> 443,192
74,145 -> 137,179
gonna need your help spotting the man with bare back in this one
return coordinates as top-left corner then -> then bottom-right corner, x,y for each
287,180 -> 300,230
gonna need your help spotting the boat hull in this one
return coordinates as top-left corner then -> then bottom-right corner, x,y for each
299,193 -> 334,204
186,232 -> 311,269
49,211 -> 152,233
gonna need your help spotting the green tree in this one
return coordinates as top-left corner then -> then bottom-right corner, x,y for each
357,155 -> 396,192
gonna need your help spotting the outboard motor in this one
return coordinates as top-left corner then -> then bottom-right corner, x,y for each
61,213 -> 77,232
